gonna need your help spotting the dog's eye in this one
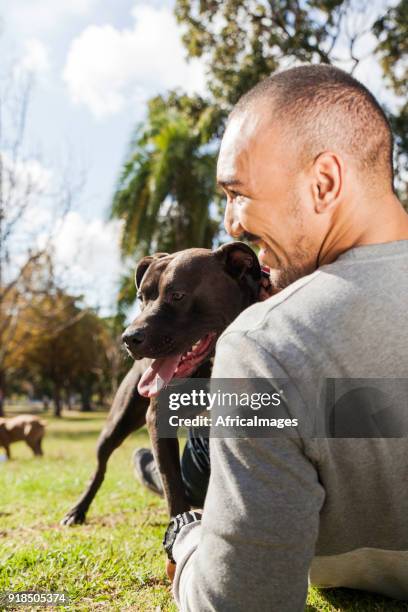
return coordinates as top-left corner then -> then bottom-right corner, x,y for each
171,291 -> 185,301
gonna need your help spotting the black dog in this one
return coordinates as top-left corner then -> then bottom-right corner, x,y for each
62,242 -> 262,523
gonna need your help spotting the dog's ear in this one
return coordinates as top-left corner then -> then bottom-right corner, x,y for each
135,253 -> 168,289
215,241 -> 261,281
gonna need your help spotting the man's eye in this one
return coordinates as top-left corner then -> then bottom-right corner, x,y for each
171,291 -> 185,301
230,191 -> 247,203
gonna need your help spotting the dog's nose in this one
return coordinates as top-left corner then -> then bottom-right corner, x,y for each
122,328 -> 145,346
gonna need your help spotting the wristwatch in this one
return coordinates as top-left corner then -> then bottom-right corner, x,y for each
163,510 -> 202,563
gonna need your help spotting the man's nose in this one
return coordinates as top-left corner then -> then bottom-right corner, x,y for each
224,200 -> 244,238
122,327 -> 146,347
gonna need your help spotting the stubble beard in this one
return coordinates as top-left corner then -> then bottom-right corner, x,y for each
270,237 -> 315,292
269,259 -> 310,291
273,194 -> 315,290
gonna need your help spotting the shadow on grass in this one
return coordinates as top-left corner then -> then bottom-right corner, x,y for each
49,430 -> 104,440
47,414 -> 108,423
309,587 -> 408,611
4,408 -> 109,421
48,427 -> 147,441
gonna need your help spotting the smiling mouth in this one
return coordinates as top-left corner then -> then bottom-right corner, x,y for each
240,231 -> 261,243
137,332 -> 217,398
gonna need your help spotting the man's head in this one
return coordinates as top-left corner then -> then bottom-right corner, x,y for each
217,64 -> 395,288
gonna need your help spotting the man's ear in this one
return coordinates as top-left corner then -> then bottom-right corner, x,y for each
312,151 -> 342,213
135,253 -> 168,288
215,241 -> 261,281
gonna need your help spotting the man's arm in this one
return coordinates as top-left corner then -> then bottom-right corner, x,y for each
172,332 -> 325,611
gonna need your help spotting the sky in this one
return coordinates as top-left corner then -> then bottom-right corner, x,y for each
0,0 -> 206,314
0,0 -> 398,315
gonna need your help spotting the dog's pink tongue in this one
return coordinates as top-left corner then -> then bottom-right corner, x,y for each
137,355 -> 182,398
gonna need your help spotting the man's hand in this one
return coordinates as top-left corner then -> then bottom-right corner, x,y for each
166,559 -> 176,582
163,510 -> 202,584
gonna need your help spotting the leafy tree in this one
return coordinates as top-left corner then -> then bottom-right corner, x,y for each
6,255 -> 122,417
11,296 -> 117,417
9,287 -> 83,417
374,1 -> 407,95
111,92 -> 223,308
374,1 -> 408,202
0,253 -> 48,415
175,1 -> 404,103
176,0 -> 340,106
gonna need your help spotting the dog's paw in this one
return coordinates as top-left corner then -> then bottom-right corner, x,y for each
61,508 -> 86,526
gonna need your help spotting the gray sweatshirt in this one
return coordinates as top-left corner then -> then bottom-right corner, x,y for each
172,240 -> 408,611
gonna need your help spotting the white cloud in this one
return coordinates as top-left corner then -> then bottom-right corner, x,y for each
52,212 -> 124,313
16,38 -> 50,76
63,4 -> 206,118
2,154 -> 123,313
1,152 -> 53,213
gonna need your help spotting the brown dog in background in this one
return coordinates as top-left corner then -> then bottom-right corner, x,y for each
0,415 -> 46,459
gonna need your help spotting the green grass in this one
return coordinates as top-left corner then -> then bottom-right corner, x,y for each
0,410 -> 407,611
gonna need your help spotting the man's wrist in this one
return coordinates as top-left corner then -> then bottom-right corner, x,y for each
163,511 -> 202,563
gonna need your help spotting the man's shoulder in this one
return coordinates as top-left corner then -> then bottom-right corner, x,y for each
222,265 -> 352,341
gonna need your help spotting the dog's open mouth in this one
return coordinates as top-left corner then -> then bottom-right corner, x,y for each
137,332 -> 217,398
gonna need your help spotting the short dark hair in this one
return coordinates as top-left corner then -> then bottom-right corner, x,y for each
233,64 -> 394,184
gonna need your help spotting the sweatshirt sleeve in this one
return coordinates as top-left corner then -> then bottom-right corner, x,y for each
172,331 -> 325,612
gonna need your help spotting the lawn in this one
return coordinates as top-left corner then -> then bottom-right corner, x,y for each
0,409 -> 406,611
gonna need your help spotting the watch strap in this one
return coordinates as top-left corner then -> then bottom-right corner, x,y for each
163,510 -> 202,563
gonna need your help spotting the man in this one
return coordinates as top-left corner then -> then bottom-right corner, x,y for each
135,64 -> 408,610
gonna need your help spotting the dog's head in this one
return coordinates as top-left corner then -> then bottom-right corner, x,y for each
122,242 -> 262,397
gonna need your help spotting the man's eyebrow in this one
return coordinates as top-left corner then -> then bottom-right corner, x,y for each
217,178 -> 244,188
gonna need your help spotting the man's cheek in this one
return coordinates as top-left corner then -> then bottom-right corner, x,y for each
240,202 -> 266,231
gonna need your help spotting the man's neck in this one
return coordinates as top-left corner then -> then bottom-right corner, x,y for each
319,192 -> 408,265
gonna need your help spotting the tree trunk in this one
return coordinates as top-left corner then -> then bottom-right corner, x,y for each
80,386 -> 92,412
97,387 -> 106,408
0,370 -> 6,417
53,385 -> 62,417
65,389 -> 73,410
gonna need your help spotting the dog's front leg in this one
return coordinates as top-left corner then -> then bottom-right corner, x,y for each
146,398 -> 190,517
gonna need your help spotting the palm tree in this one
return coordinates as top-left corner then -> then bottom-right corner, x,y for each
110,92 -> 225,308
